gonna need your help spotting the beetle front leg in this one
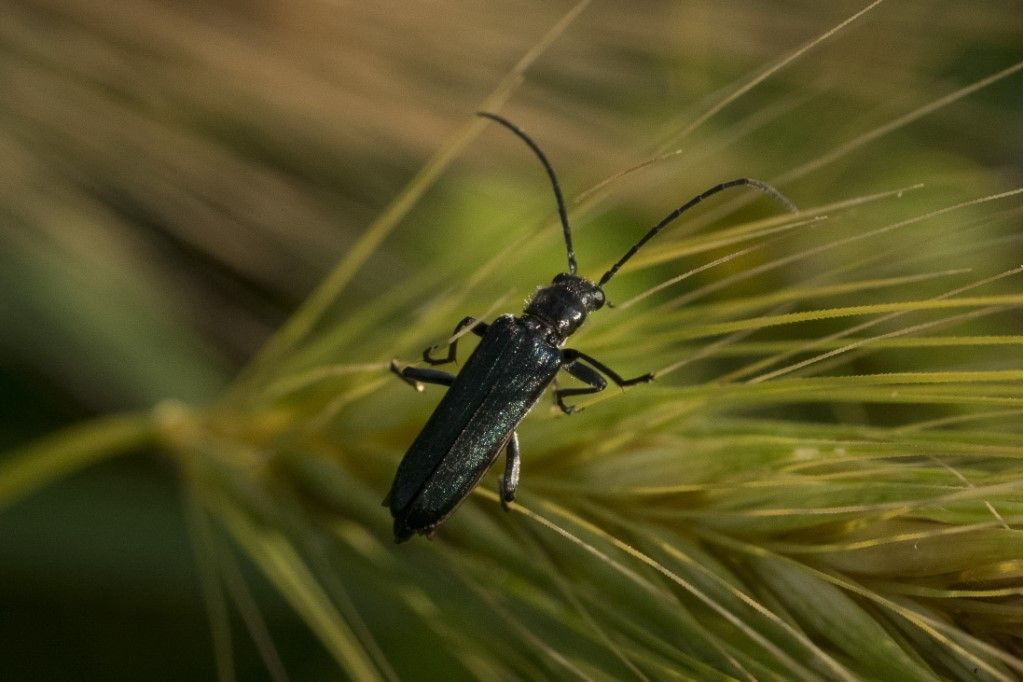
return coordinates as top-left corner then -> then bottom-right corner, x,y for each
423,316 -> 489,365
556,348 -> 655,414
390,360 -> 455,392
499,431 -> 520,509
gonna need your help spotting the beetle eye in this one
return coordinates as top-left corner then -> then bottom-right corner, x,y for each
553,273 -> 568,284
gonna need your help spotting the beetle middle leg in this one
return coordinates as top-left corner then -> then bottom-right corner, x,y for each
499,431 -> 520,509
555,348 -> 654,414
390,360 -> 455,392
423,316 -> 489,365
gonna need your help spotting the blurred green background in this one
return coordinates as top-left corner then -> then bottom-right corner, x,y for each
0,1 -> 1019,680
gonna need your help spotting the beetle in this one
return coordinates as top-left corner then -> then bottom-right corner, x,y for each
385,112 -> 796,542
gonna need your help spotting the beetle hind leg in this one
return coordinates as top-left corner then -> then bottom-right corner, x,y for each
554,360 -> 606,414
499,432 -> 521,510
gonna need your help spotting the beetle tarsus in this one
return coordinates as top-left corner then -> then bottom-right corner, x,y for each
558,402 -> 579,415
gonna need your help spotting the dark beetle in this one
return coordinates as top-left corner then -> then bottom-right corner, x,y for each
385,112 -> 796,542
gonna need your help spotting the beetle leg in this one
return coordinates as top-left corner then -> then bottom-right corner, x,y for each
554,360 -> 606,414
499,432 -> 520,509
563,348 -> 655,387
556,348 -> 655,413
390,360 -> 455,392
423,316 -> 489,365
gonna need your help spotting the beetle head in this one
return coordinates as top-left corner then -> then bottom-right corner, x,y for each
524,273 -> 605,342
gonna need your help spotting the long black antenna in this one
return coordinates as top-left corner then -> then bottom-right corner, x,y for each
477,112 -> 577,275
598,178 -> 797,287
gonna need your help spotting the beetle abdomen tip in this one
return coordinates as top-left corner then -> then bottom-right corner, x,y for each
393,519 -> 414,543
